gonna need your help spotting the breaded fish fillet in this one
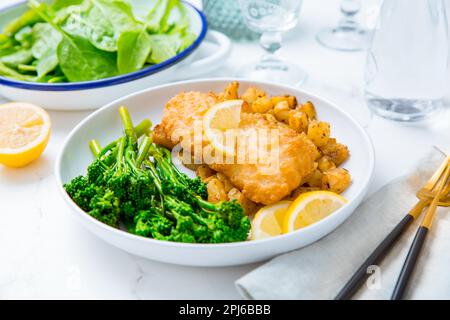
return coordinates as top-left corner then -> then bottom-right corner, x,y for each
153,91 -> 318,205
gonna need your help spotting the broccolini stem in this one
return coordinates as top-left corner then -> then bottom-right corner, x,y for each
196,197 -> 218,212
97,141 -> 117,159
144,160 -> 163,193
135,119 -> 153,137
137,136 -> 152,166
116,136 -> 126,169
89,139 -> 102,158
119,106 -> 137,145
96,120 -> 152,159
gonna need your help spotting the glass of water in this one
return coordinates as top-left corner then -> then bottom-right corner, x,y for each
237,0 -> 307,85
364,0 -> 449,122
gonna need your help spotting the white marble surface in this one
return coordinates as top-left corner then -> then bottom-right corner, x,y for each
0,0 -> 449,299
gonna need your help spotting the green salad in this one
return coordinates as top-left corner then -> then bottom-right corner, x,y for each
64,107 -> 251,244
0,0 -> 197,83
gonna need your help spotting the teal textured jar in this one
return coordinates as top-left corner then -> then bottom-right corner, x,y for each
202,0 -> 259,40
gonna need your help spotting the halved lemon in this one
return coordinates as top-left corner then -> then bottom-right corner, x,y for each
282,191 -> 347,233
203,99 -> 243,156
0,102 -> 51,168
251,200 -> 292,240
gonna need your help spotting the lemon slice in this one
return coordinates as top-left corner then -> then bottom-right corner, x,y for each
203,99 -> 243,156
282,191 -> 347,233
251,200 -> 292,240
0,102 -> 51,168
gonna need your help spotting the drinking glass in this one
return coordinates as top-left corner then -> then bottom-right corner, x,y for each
316,0 -> 369,51
237,0 -> 307,85
364,0 -> 449,122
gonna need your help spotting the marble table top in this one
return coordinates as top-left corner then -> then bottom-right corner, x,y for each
0,0 -> 449,299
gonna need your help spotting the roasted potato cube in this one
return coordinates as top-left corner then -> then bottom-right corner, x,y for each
307,120 -> 330,147
196,165 -> 215,180
320,138 -> 350,166
322,168 -> 351,194
299,101 -> 317,120
273,101 -> 290,122
263,113 -> 278,123
305,169 -> 323,188
271,95 -> 297,108
252,96 -> 274,113
207,178 -> 228,203
216,172 -> 234,193
288,186 -> 321,200
228,187 -> 259,215
241,87 -> 266,105
288,110 -> 309,133
317,156 -> 336,172
218,81 -> 239,101
241,100 -> 252,113
286,95 -> 297,108
271,96 -> 287,106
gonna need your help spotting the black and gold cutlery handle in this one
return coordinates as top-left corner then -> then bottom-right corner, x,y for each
392,165 -> 450,300
335,213 -> 415,300
391,226 -> 428,300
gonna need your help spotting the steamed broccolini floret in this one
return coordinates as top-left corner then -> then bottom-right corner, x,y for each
64,175 -> 121,227
64,106 -> 251,244
144,147 -> 251,243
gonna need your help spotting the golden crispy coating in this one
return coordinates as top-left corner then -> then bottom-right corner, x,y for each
155,91 -> 318,205
158,91 -> 218,147
209,113 -> 318,205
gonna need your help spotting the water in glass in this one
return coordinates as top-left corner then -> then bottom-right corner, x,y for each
364,0 -> 449,121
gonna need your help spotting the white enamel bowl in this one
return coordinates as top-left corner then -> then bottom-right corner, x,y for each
55,79 -> 375,267
0,1 -> 231,110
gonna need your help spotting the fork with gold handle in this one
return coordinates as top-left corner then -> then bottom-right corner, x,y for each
391,163 -> 450,300
335,155 -> 450,300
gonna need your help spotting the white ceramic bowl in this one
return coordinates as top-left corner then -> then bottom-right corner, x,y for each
0,1 -> 231,110
55,79 -> 375,267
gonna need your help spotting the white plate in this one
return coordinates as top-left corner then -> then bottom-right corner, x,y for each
0,1 -> 231,110
55,79 -> 375,267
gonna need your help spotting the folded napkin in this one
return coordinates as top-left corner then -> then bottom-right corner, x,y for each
236,147 -> 449,300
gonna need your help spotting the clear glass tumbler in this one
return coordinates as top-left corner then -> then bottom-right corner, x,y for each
364,0 -> 449,122
237,0 -> 307,85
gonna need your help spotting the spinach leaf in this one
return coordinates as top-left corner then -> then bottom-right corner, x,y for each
92,0 -> 138,32
146,34 -> 178,64
0,61 -> 36,81
0,48 -> 33,67
57,34 -> 118,81
31,23 -> 62,77
117,28 -> 152,74
31,23 -> 61,59
63,0 -> 139,52
29,0 -> 118,82
146,0 -> 177,33
4,9 -> 42,36
14,26 -> 33,48
0,0 -> 195,83
52,0 -> 91,24
36,48 -> 58,77
179,31 -> 197,51
51,0 -> 84,11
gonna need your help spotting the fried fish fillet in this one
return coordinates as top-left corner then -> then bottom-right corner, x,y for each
153,91 -> 318,205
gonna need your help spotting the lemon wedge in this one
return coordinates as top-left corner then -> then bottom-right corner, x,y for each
203,99 -> 243,156
0,102 -> 51,168
251,200 -> 292,240
282,191 -> 347,233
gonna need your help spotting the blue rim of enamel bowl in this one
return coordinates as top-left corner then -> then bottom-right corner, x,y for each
0,1 -> 208,91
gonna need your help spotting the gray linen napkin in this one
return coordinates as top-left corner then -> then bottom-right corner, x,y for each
236,147 -> 449,300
